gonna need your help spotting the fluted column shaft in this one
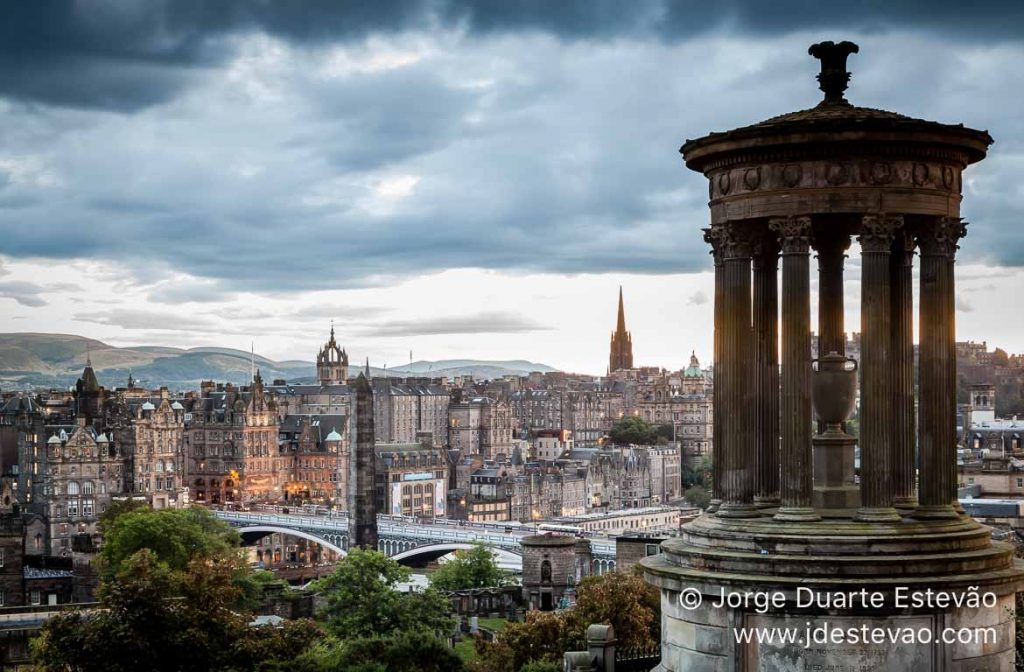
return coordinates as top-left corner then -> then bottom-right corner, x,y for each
753,237 -> 780,506
916,217 -> 966,520
891,231 -> 918,510
716,225 -> 759,518
704,228 -> 724,513
855,214 -> 903,522
770,216 -> 819,521
817,233 -> 850,359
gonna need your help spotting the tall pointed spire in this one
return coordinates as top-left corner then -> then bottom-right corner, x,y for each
617,285 -> 627,333
365,357 -> 370,378
609,285 -> 634,372
85,342 -> 92,368
330,319 -> 335,342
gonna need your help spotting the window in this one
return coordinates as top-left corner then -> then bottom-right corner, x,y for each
1017,478 -> 1023,489
82,481 -> 94,495
67,482 -> 79,496
67,500 -> 79,517
83,500 -> 94,517
30,591 -> 40,606
0,590 -> 4,606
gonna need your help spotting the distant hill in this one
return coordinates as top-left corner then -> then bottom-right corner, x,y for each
0,334 -> 558,390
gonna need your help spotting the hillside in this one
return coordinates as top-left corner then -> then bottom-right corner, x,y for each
0,334 -> 558,390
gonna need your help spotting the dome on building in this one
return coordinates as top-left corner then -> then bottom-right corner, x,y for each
171,401 -> 184,411
683,351 -> 702,377
325,428 -> 342,442
141,401 -> 156,411
96,433 -> 109,443
47,434 -> 62,445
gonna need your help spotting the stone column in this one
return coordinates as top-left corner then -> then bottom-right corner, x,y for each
716,225 -> 759,518
752,234 -> 780,507
915,217 -> 966,520
817,231 -> 850,359
703,228 -> 724,514
770,216 -> 819,522
812,229 -> 859,510
891,230 -> 918,511
855,214 -> 903,523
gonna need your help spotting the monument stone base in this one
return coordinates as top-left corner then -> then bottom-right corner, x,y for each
643,513 -> 1024,672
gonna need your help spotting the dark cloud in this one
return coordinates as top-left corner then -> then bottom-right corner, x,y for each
1,5 -> 1023,293
3,1 -> 1022,111
363,311 -> 552,337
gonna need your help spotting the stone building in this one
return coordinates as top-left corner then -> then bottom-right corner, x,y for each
239,372 -> 281,503
372,378 -> 450,445
316,324 -> 349,385
520,535 -> 578,611
129,395 -> 186,509
277,415 -> 347,504
377,439 -> 449,518
608,287 -> 633,373
448,396 -> 513,458
183,383 -> 249,505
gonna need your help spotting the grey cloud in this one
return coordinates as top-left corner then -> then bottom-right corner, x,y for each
0,281 -> 51,307
147,281 -> 235,305
3,2 -> 1023,111
0,20 -> 1022,292
73,309 -> 215,331
363,311 -> 552,337
956,296 -> 975,313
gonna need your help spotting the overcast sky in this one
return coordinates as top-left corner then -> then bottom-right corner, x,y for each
1,1 -> 1023,375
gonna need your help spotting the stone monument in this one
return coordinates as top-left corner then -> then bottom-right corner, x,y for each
642,41 -> 1024,671
349,371 -> 378,549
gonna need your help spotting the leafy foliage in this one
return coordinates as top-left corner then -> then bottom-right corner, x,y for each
608,416 -> 658,446
683,484 -> 711,510
284,631 -> 465,672
429,543 -> 512,592
312,547 -> 454,639
470,569 -> 659,672
31,550 -> 319,672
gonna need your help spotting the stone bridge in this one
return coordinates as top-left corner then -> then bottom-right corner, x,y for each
213,510 -> 617,573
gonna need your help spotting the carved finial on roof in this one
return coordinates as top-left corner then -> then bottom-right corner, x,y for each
808,41 -> 860,105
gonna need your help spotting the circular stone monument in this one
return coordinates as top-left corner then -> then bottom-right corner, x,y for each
642,41 -> 1024,672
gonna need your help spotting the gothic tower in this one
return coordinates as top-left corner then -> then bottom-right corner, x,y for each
316,322 -> 349,385
349,372 -> 378,549
608,286 -> 634,372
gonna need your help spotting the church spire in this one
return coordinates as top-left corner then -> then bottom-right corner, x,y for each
616,285 -> 627,333
609,285 -> 634,373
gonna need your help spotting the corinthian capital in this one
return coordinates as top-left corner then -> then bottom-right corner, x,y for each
918,217 -> 967,257
769,216 -> 812,254
858,214 -> 904,253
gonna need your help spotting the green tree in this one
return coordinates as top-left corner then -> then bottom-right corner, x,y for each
608,416 -> 658,446
429,543 -> 512,592
683,484 -> 711,510
471,570 -> 659,671
313,547 -> 454,639
97,498 -> 150,535
282,631 -> 464,672
31,550 -> 319,672
100,506 -> 242,576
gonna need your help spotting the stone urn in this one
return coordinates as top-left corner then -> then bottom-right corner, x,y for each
811,351 -> 857,430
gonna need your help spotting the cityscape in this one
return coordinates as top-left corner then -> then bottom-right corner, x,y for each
2,3 -> 1024,672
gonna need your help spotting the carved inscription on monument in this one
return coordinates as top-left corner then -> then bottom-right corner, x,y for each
742,613 -> 937,671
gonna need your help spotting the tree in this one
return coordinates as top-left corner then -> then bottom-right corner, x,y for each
313,547 -> 454,639
471,570 -> 659,671
97,498 -> 150,535
429,543 -> 512,592
684,484 -> 711,510
32,550 -> 319,672
608,416 -> 658,446
100,506 -> 243,576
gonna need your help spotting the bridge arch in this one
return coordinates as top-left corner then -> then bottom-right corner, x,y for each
390,543 -> 523,567
237,525 -> 347,556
